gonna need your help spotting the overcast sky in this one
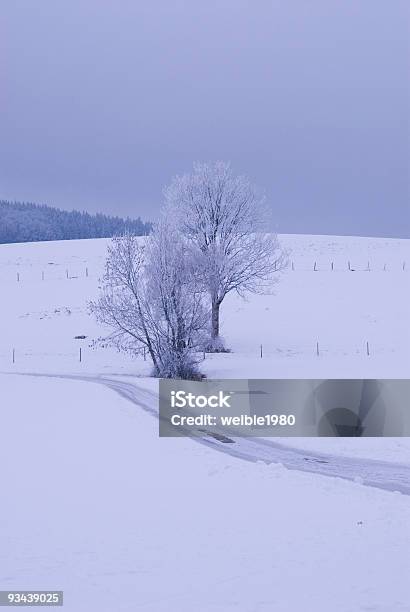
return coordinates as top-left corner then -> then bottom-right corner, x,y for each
1,1 -> 409,237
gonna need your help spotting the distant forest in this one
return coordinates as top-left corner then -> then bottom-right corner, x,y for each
0,200 -> 152,244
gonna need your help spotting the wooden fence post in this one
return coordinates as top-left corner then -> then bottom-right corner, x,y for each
366,341 -> 370,356
12,348 -> 15,364
260,344 -> 263,358
79,347 -> 82,362
316,341 -> 319,356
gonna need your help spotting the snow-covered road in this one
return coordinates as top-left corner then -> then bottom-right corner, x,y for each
16,372 -> 410,496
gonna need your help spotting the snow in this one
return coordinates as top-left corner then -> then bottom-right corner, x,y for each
281,437 -> 410,465
1,233 -> 409,461
1,373 -> 409,612
202,234 -> 410,379
1,234 -> 410,610
0,234 -> 408,378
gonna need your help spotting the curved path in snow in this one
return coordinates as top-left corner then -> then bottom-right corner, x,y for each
13,372 -> 410,496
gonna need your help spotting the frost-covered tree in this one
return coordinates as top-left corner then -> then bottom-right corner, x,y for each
89,221 -> 208,379
164,161 -> 287,350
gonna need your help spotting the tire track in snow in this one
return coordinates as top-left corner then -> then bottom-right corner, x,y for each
8,372 -> 410,496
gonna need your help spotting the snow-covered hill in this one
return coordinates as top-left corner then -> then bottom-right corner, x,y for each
0,233 -> 408,378
1,234 -> 410,611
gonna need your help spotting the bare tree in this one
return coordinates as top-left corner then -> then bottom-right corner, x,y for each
164,161 -> 287,349
89,219 -> 208,379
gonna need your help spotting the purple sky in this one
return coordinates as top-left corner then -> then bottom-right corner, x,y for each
1,1 -> 409,236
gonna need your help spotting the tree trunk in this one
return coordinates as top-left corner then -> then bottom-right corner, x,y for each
211,301 -> 220,339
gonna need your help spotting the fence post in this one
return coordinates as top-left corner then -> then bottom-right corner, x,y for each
66,269 -> 69,279
12,348 -> 15,364
42,271 -> 44,281
316,341 -> 319,356
348,261 -> 351,271
17,272 -> 20,282
79,347 -> 82,362
367,261 -> 370,272
331,261 -> 334,271
203,350 -> 206,360
260,344 -> 263,358
86,267 -> 89,277
366,341 -> 370,356
403,261 -> 406,271
314,261 -> 317,271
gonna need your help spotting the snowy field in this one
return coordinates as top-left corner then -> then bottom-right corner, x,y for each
1,234 -> 410,611
0,233 -> 409,462
1,373 -> 410,612
0,233 -> 409,379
